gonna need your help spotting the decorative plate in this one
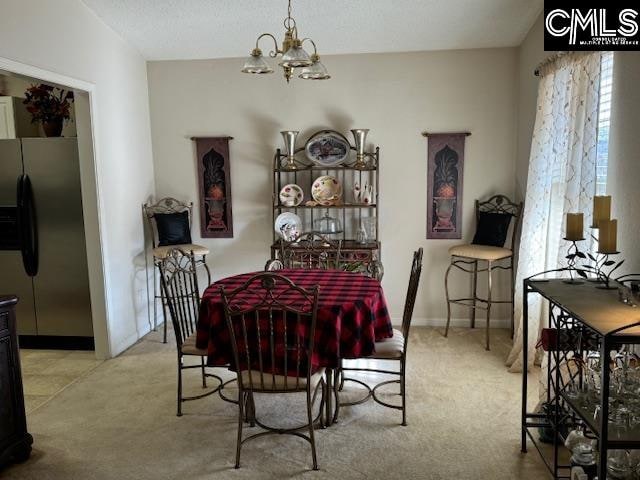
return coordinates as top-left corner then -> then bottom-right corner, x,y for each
279,184 -> 304,207
311,175 -> 343,204
304,130 -> 351,167
274,212 -> 302,241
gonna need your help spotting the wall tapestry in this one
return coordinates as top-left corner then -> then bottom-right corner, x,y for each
193,136 -> 233,238
424,132 -> 470,239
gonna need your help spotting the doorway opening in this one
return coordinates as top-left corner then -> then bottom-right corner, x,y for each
0,60 -> 109,368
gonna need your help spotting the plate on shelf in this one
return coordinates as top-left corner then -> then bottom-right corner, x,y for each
279,184 -> 304,207
305,130 -> 351,167
311,175 -> 342,205
274,212 -> 302,241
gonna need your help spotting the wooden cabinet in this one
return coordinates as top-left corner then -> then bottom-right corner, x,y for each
0,296 -> 32,469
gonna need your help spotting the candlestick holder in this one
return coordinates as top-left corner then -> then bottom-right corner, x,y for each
563,238 -> 585,284
577,250 -> 624,290
595,251 -> 622,290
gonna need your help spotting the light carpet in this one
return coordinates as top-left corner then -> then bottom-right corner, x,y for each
4,327 -> 548,479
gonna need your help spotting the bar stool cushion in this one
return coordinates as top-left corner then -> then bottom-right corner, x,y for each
448,243 -> 512,261
153,244 -> 210,259
240,368 -> 325,391
371,328 -> 405,359
181,333 -> 208,356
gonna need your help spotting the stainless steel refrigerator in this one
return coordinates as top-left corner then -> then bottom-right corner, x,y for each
0,138 -> 93,346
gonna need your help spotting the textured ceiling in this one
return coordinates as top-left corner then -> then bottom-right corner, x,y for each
81,0 -> 543,60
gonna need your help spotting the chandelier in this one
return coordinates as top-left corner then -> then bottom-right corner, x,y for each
241,0 -> 330,83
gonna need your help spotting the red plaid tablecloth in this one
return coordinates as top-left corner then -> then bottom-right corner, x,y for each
195,269 -> 393,370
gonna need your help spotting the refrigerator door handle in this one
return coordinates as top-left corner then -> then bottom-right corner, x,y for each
17,174 -> 38,277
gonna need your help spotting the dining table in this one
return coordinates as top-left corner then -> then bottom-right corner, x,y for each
195,268 -> 393,424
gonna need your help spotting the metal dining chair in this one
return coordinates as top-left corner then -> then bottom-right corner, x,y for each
220,272 -> 326,470
278,231 -> 342,270
337,248 -> 423,426
159,248 -> 234,416
444,195 -> 523,350
143,197 -> 211,343
264,258 -> 284,271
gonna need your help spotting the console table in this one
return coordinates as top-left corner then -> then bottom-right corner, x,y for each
521,279 -> 640,479
0,296 -> 32,468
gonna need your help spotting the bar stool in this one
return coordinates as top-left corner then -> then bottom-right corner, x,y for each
444,195 -> 523,350
143,197 -> 211,343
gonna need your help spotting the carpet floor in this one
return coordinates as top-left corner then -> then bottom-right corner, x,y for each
4,326 -> 549,479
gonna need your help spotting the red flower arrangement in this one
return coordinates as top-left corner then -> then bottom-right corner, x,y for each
23,84 -> 74,124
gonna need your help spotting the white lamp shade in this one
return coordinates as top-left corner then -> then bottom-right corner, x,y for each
241,53 -> 274,74
279,46 -> 312,68
299,59 -> 331,80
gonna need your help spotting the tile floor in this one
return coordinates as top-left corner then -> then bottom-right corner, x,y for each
19,349 -> 103,413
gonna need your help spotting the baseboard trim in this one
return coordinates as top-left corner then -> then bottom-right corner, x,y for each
393,317 -> 511,329
18,335 -> 95,350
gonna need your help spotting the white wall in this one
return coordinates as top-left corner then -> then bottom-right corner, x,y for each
608,52 -> 640,274
0,0 -> 156,357
148,48 -> 518,326
514,14 -> 545,201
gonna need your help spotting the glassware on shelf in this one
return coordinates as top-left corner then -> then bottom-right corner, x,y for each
570,442 -> 598,479
607,450 -> 633,479
356,225 -> 367,244
313,210 -> 342,235
361,217 -> 376,244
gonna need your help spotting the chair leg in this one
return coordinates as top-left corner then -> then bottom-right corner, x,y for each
471,260 -> 478,329
161,283 -> 168,344
235,390 -> 244,469
248,392 -> 255,427
153,261 -> 158,332
444,260 -> 454,337
200,356 -> 207,388
509,259 -> 515,338
401,358 -> 407,426
307,388 -> 319,470
485,261 -> 493,351
177,356 -> 183,417
202,255 -> 211,285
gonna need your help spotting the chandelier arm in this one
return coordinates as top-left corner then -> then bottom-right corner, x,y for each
255,33 -> 281,57
300,38 -> 318,56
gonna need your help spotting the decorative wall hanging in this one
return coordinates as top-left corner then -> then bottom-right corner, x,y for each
192,136 -> 233,238
423,132 -> 470,239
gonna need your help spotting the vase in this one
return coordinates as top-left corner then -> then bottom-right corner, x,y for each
433,197 -> 456,232
350,129 -> 369,168
42,119 -> 63,137
280,131 -> 299,170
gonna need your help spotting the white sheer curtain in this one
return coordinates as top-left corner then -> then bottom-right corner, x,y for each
506,52 -> 602,373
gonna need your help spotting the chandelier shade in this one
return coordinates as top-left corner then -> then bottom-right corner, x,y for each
241,0 -> 330,83
241,49 -> 274,74
279,45 -> 312,68
298,55 -> 331,80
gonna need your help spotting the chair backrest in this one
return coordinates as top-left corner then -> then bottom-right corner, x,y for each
279,231 -> 342,270
142,197 -> 193,248
401,248 -> 423,342
475,195 -> 523,250
366,260 -> 384,281
264,259 -> 285,271
159,249 -> 200,348
220,273 -> 320,392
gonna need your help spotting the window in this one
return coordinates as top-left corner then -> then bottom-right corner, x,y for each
595,52 -> 614,195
